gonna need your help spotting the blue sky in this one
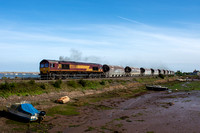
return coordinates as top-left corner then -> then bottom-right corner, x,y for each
0,0 -> 200,72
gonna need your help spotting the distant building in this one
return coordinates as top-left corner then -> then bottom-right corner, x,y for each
193,70 -> 200,76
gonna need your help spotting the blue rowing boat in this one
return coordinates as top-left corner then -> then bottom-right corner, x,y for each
7,101 -> 46,121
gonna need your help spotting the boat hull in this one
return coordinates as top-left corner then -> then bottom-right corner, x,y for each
146,85 -> 168,91
8,108 -> 38,121
6,102 -> 43,122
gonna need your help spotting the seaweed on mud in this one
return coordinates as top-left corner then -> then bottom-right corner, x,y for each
119,116 -> 129,120
84,126 -> 96,132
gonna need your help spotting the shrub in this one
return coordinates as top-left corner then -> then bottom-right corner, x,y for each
28,80 -> 35,85
100,80 -> 106,85
0,81 -> 9,90
78,79 -> 99,89
78,79 -> 87,87
53,80 -> 62,88
0,81 -> 16,90
40,84 -> 46,90
1,77 -> 7,80
9,82 -> 16,88
67,80 -> 78,88
159,74 -> 165,79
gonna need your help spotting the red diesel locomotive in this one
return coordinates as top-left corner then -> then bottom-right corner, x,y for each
40,59 -> 103,79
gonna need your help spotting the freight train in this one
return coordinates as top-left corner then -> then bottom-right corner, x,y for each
40,59 -> 175,79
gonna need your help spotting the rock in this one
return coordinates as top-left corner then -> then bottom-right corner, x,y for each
56,96 -> 70,104
168,102 -> 174,106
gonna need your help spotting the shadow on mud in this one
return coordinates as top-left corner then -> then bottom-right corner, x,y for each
0,110 -> 31,123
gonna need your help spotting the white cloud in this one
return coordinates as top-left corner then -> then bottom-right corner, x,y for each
0,20 -> 200,72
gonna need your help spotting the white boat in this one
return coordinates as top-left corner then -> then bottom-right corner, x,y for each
7,101 -> 46,121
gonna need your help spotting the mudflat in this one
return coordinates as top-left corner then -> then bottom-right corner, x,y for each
1,90 -> 200,133
60,91 -> 200,133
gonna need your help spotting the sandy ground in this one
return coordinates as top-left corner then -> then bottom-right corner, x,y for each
45,90 -> 200,133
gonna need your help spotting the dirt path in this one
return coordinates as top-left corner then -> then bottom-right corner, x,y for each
48,91 -> 200,133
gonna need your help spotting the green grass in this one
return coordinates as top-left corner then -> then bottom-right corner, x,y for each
67,80 -> 80,88
93,105 -> 113,110
68,124 -> 80,127
12,127 -> 26,131
115,123 -> 123,128
65,81 -> 147,108
0,76 -> 174,98
164,81 -> 200,91
66,79 -> 112,90
0,81 -> 54,98
133,77 -> 159,84
0,79 -> 110,98
47,103 -> 79,116
6,119 -> 54,133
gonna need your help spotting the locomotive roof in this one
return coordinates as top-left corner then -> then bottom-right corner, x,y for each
41,59 -> 102,65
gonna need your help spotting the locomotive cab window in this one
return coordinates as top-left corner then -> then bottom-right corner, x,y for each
50,63 -> 55,68
40,64 -> 45,68
93,67 -> 99,71
45,63 -> 49,68
62,64 -> 70,69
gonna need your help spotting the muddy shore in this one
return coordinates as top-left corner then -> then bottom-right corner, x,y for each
46,90 -> 200,133
1,78 -> 200,133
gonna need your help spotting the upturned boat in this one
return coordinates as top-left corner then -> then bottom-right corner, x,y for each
146,85 -> 168,91
7,101 -> 46,121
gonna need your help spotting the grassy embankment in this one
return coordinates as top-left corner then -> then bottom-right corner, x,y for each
0,79 -> 112,98
0,76 -> 175,113
163,80 -> 200,91
0,75 -> 173,98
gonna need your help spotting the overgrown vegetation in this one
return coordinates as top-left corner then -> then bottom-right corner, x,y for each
52,80 -> 62,88
0,81 -> 47,98
0,79 -> 113,98
0,76 -> 174,98
158,74 -> 165,79
164,81 -> 200,91
65,79 -> 114,91
5,119 -> 54,133
133,77 -> 159,83
47,103 -> 79,116
70,86 -> 147,108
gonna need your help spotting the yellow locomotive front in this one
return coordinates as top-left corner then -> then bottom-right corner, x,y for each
40,59 -> 59,79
